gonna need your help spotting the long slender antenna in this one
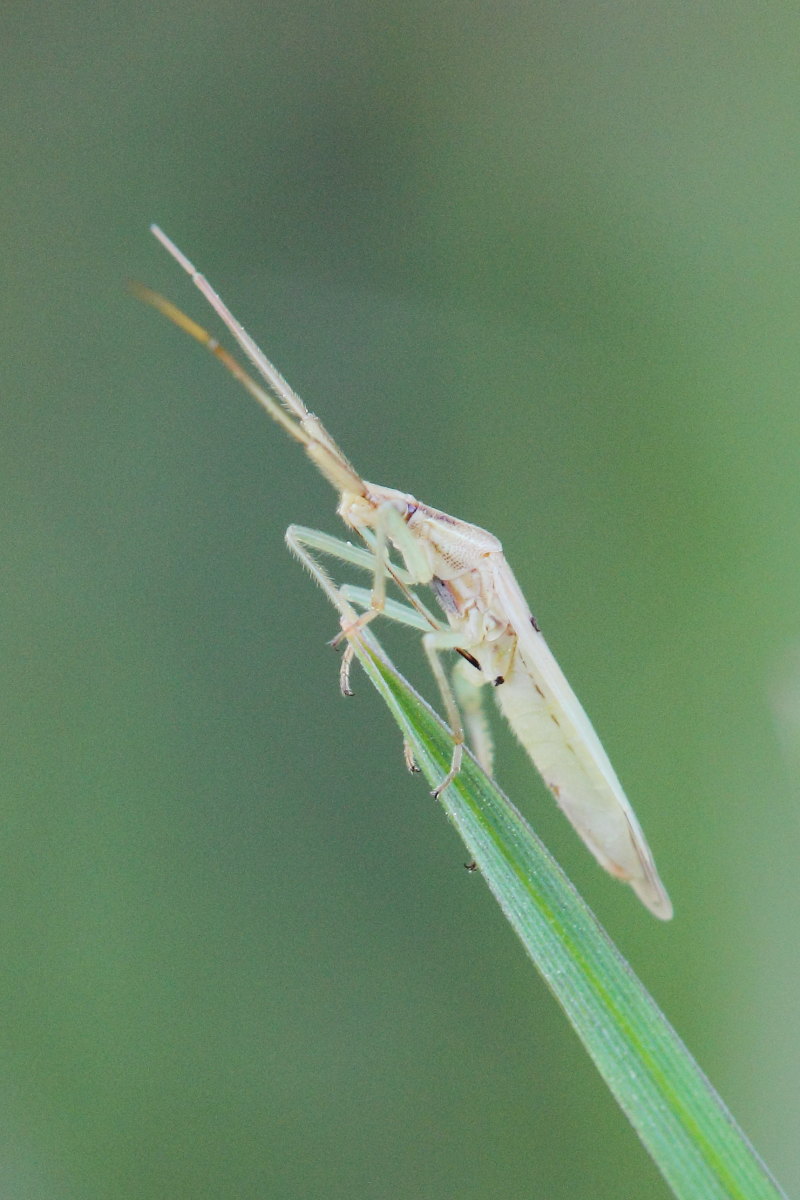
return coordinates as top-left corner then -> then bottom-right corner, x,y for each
131,282 -> 310,447
150,224 -> 310,425
136,228 -> 367,498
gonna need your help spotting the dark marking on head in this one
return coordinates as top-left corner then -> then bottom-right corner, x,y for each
456,648 -> 482,672
464,860 -> 478,872
493,675 -> 505,687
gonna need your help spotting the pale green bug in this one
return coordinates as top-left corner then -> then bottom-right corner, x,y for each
137,226 -> 672,919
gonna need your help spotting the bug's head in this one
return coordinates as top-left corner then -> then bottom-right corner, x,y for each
337,483 -> 419,533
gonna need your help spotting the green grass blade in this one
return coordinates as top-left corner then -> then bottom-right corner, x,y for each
349,631 -> 787,1200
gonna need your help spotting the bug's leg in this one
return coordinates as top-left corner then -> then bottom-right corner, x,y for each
286,521 -> 465,790
339,586 -> 432,631
338,641 -> 356,697
285,524 -> 402,701
420,627 -> 476,797
285,526 -> 365,697
331,502 -> 432,645
286,522 -> 435,698
402,738 -> 421,774
336,587 -> 437,702
347,565 -> 472,795
285,525 -> 370,612
288,525 -> 397,578
328,507 -> 392,643
340,583 -> 443,776
367,501 -> 433,592
452,656 -> 495,778
322,526 -> 386,649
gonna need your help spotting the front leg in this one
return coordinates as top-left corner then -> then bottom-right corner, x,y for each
331,501 -> 434,646
285,524 -> 364,632
286,522 -> 477,798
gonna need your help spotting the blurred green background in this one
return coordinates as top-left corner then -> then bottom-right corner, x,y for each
3,2 -> 799,1196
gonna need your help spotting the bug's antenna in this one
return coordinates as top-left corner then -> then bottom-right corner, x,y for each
134,229 -> 368,499
131,281 -> 311,448
150,224 -> 310,426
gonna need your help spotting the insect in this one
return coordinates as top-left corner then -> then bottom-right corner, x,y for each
136,225 -> 672,920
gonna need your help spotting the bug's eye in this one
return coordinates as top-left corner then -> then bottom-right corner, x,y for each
404,502 -> 418,521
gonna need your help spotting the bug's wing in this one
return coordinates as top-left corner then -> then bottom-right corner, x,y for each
490,560 -> 672,920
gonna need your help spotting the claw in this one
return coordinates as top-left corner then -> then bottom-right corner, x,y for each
339,643 -> 355,697
403,738 -> 420,773
431,741 -> 463,799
